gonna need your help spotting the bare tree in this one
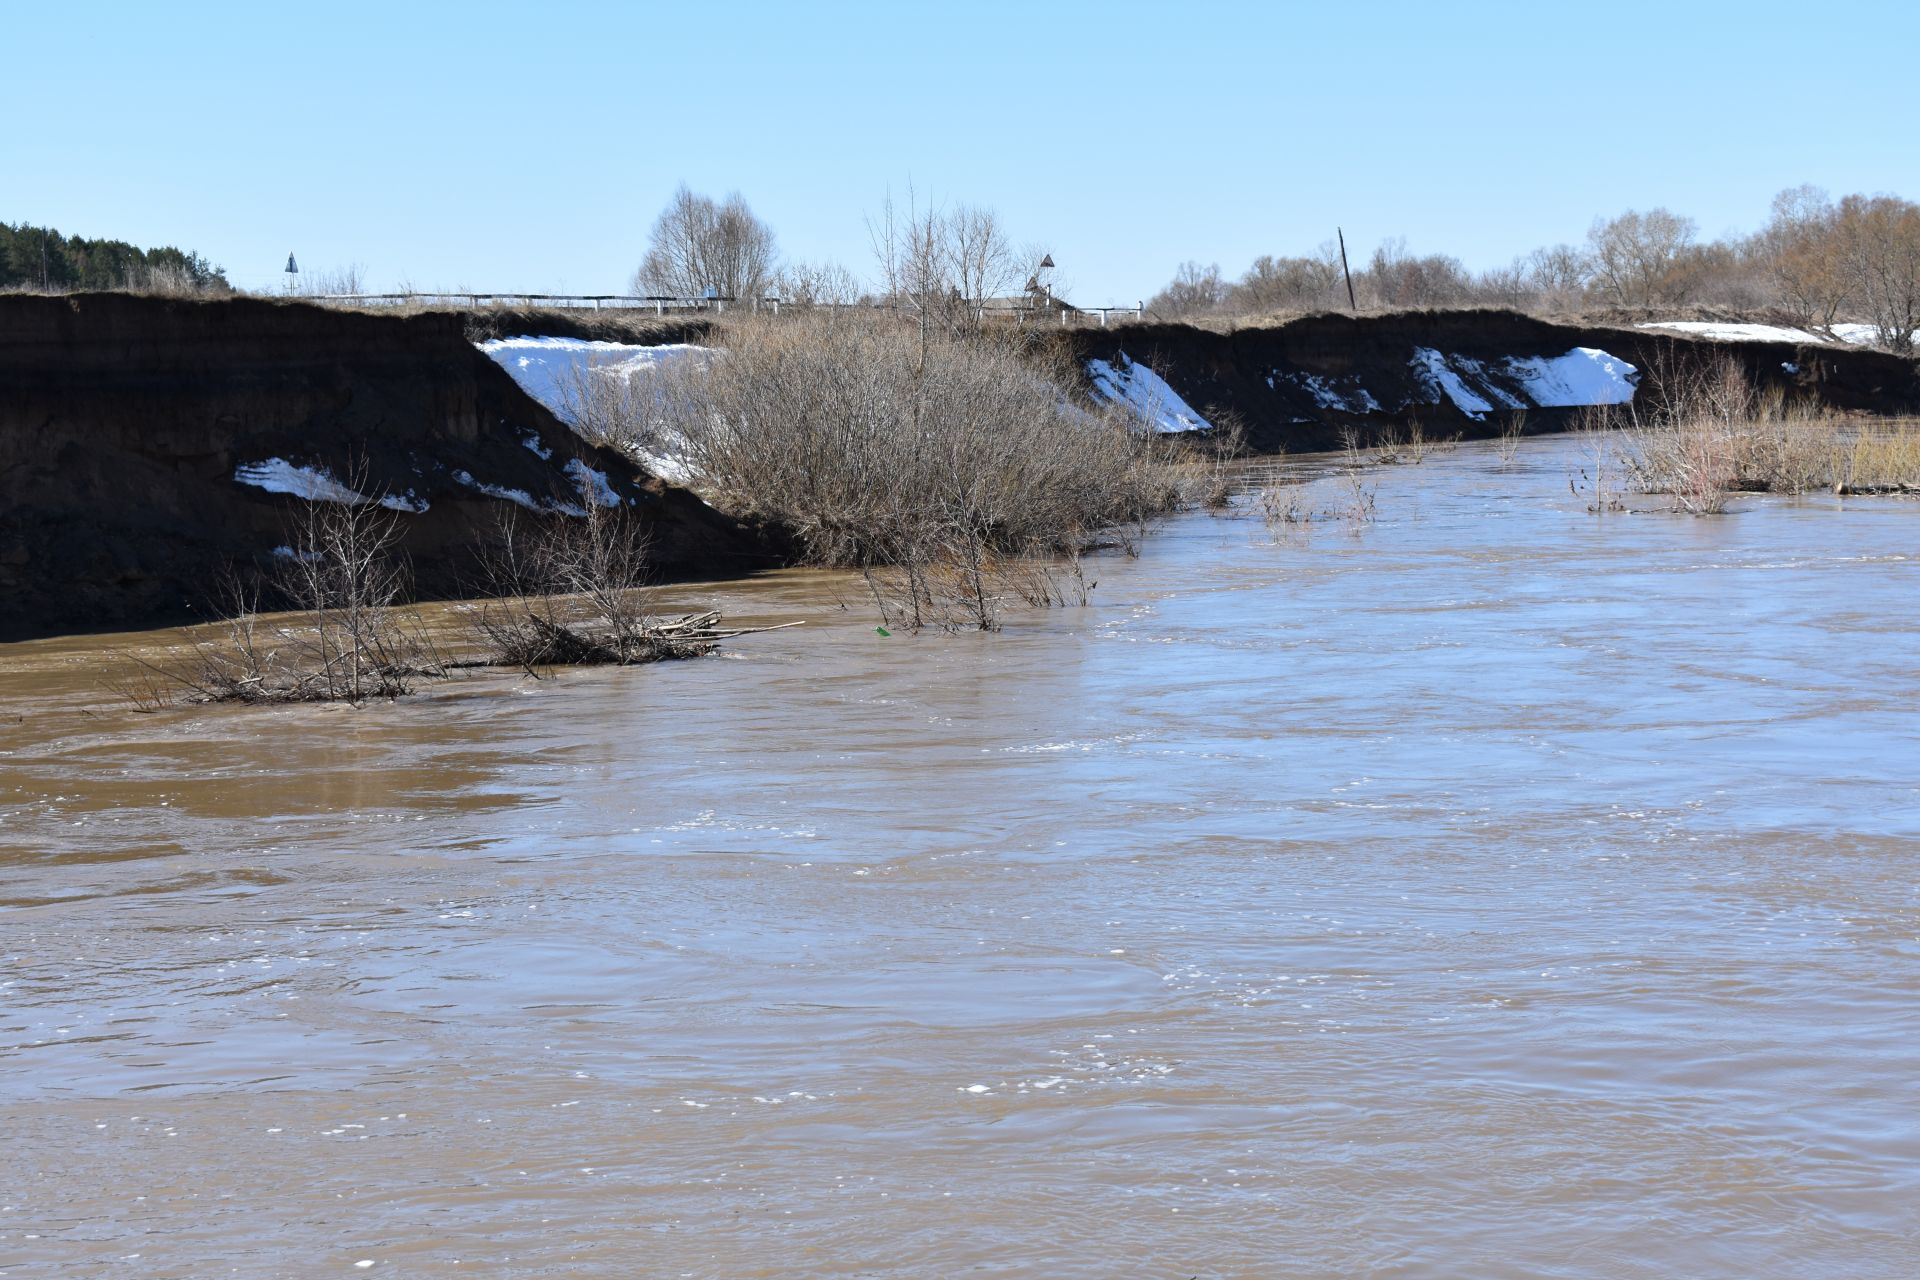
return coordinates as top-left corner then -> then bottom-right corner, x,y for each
1586,208 -> 1698,308
866,189 -> 1041,332
1362,238 -> 1470,308
634,184 -> 778,301
1229,249 -> 1344,314
868,186 -> 961,330
1525,244 -> 1590,306
946,204 -> 1019,304
1756,186 -> 1849,327
776,259 -> 864,306
1834,193 -> 1920,352
1148,261 -> 1227,318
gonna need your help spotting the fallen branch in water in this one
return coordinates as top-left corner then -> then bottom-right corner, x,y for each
482,610 -> 802,669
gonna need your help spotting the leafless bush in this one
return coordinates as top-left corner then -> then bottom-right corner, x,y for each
150,482 -> 442,704
304,264 -> 368,297
120,261 -> 229,298
622,310 -> 1179,629
1628,360 -> 1920,503
1569,407 -> 1631,513
776,259 -> 865,307
1497,410 -> 1527,466
866,189 -> 1045,333
1258,482 -> 1313,531
1177,415 -> 1249,509
472,500 -> 793,667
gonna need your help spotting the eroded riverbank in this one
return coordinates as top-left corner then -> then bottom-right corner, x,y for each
3,436 -> 1918,1278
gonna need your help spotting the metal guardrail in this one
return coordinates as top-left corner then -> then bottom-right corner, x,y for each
288,292 -> 1151,325
290,292 -> 758,314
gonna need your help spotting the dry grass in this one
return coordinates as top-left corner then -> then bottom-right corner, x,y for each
1625,355 -> 1920,511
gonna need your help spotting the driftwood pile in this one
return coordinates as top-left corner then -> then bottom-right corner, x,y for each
504,610 -> 800,668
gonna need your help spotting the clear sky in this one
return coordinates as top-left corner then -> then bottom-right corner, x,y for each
5,0 -> 1916,304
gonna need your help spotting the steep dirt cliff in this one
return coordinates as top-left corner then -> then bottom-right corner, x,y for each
1059,310 -> 1920,453
0,294 -> 778,641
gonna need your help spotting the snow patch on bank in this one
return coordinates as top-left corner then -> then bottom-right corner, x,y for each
1279,369 -> 1382,414
1407,347 -> 1637,419
234,458 -> 368,504
1086,353 -> 1213,433
1500,347 -> 1638,407
477,336 -> 709,426
1638,321 -> 1824,344
564,458 -> 622,508
1640,319 -> 1920,350
1409,349 -> 1513,418
235,458 -> 434,512
1830,322 -> 1920,348
451,468 -> 586,517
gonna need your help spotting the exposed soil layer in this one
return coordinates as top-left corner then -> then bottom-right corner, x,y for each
0,294 -> 777,641
1057,310 -> 1920,453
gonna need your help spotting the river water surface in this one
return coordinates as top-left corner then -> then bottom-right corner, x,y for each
3,437 -> 1917,1278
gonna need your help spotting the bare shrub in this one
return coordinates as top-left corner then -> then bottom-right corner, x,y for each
866,189 -> 1045,333
622,311 -> 1181,630
305,264 -> 368,297
1497,410 -> 1527,466
776,260 -> 864,307
1840,423 -> 1920,491
1615,359 -> 1916,510
1178,415 -> 1249,509
1258,482 -> 1314,532
470,502 -> 780,669
152,483 -> 442,704
1148,261 -> 1229,320
1571,407 -> 1631,514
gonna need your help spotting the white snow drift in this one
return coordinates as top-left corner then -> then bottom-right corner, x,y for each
1085,353 -> 1213,433
1499,348 -> 1639,408
477,336 -> 709,427
1408,347 -> 1637,419
234,458 -> 429,511
1640,320 -> 1920,348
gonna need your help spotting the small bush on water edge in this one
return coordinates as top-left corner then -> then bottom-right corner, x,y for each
1624,356 -> 1920,512
138,493 -> 445,705
604,311 -> 1193,630
469,504 -> 796,672
123,478 -> 776,711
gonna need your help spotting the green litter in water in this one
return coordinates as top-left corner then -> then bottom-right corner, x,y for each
875,626 -> 890,637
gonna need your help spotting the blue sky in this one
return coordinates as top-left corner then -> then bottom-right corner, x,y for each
5,0 -> 1916,303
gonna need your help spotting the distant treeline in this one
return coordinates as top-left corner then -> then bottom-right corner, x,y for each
1145,186 -> 1920,352
0,222 -> 228,293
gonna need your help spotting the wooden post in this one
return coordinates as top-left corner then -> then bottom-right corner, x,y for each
1338,227 -> 1357,311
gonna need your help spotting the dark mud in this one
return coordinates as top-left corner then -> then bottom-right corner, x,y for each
0,294 -> 779,641
1060,309 -> 1920,452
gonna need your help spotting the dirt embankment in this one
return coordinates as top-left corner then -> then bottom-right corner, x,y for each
1058,310 -> 1920,453
0,294 -> 780,642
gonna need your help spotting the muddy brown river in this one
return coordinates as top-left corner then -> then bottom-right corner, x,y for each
3,437 -> 1917,1278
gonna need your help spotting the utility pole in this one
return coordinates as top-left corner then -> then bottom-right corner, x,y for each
41,227 -> 50,292
1337,227 -> 1356,311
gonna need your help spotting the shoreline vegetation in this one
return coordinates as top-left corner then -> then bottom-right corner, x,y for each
565,311 -> 1203,633
15,183 -> 1916,713
104,328 -> 1920,714
116,309 -> 1219,709
1565,354 -> 1920,516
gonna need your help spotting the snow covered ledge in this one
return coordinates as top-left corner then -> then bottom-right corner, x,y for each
1085,353 -> 1214,434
